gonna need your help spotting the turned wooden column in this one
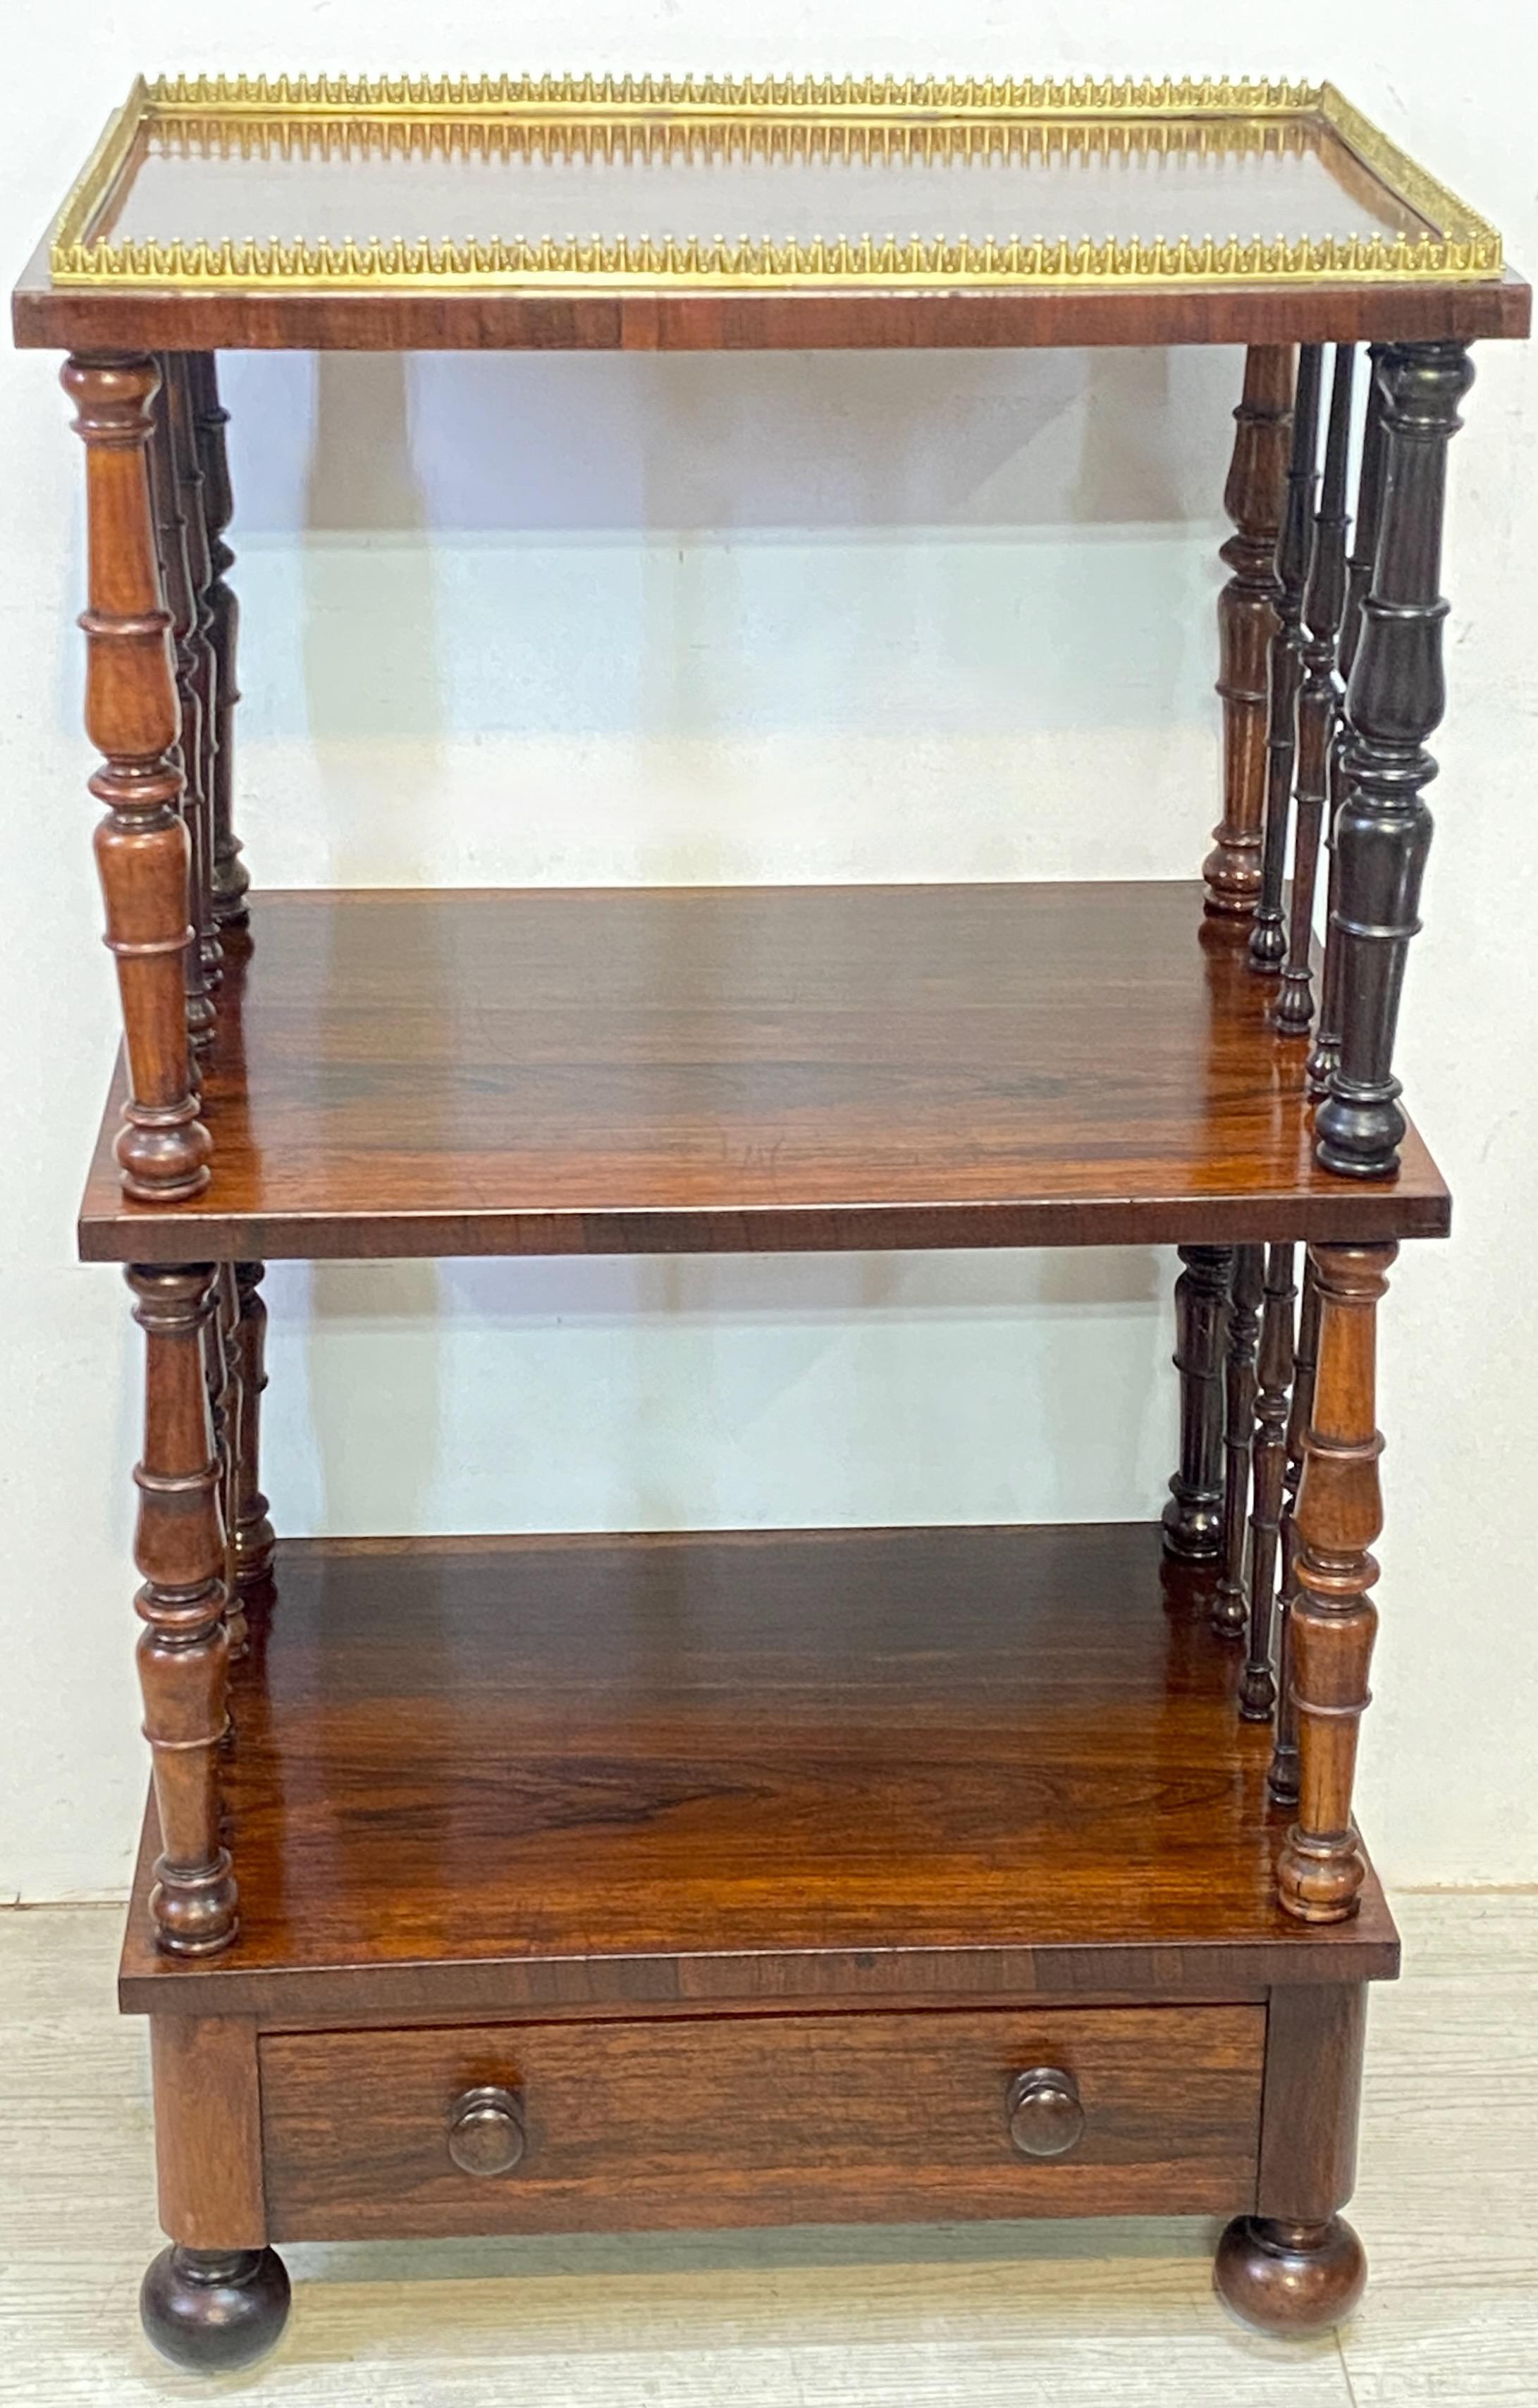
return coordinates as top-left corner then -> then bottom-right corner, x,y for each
1203,345 -> 1293,918
144,366 -> 214,1054
1250,345 -> 1323,974
187,352 -> 250,930
1316,342 -> 1473,1177
1162,1246 -> 1234,1564
1276,345 -> 1356,1035
1241,1242 -> 1296,1720
1212,1245 -> 1263,1638
1270,1254 -> 1321,1805
232,1261 -> 276,1597
128,1264 -> 238,1956
1277,1242 -> 1394,1922
63,355 -> 211,1202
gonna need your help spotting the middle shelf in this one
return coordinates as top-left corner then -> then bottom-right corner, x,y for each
80,878 -> 1449,1264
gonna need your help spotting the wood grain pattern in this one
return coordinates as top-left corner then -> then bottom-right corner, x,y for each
1255,1983 -> 1367,2223
13,233 -> 1532,352
148,2015 -> 264,2247
78,883 -> 1451,1264
118,1523 -> 1399,2021
259,2004 -> 1265,2240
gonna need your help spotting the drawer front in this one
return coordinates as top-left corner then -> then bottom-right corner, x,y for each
261,2004 -> 1263,2240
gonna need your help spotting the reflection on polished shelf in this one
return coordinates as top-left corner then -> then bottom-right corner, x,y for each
10,68 -> 1528,2376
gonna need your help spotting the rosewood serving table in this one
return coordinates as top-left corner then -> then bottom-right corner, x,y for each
13,73 -> 1528,2372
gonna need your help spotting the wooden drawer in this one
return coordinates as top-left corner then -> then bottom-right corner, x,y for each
260,2003 -> 1264,2240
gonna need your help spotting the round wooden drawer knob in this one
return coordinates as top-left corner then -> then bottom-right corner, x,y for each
1007,2067 -> 1085,2159
446,2085 -> 526,2177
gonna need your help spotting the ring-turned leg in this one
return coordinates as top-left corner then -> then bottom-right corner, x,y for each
1215,1984 -> 1368,2334
1316,341 -> 1473,1177
128,1263 -> 238,1956
1162,1246 -> 1234,1564
1277,1242 -> 1394,1921
1204,345 -> 1293,918
63,355 -> 210,1202
164,354 -> 224,1015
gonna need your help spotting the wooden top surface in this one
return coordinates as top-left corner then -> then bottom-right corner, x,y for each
119,1522 -> 1400,2019
15,74 -> 1528,350
79,882 -> 1451,1263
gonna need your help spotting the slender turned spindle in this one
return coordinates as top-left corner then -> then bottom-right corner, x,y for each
1310,347 -> 1392,1098
145,368 -> 214,1055
1317,342 -> 1474,1178
1203,346 -> 1294,918
1278,1242 -> 1395,1922
1241,1242 -> 1297,1719
1276,346 -> 1356,1035
1162,1247 -> 1235,1564
1212,1245 -> 1263,1638
232,1261 -> 276,1597
1311,350 -> 1390,1091
209,1267 -> 245,1660
63,355 -> 211,1202
128,1264 -> 238,1956
164,356 -> 223,1008
1270,1256 -> 1321,1803
1249,345 -> 1323,973
187,353 -> 250,930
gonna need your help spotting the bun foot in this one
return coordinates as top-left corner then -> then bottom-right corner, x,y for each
1213,2215 -> 1366,2336
140,2245 -> 290,2373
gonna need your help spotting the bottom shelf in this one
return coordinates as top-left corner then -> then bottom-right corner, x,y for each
121,1522 -> 1398,2022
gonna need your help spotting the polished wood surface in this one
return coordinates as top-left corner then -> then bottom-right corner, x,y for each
149,2015 -> 264,2248
259,2002 -> 1266,2240
118,1523 -> 1400,2020
79,882 -> 1451,1263
17,256 -> 1530,352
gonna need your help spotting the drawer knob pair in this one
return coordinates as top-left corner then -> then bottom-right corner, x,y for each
1007,2066 -> 1084,2158
446,2085 -> 526,2177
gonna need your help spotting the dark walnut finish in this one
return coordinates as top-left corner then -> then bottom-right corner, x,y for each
259,2003 -> 1266,2239
118,1524 -> 1399,2025
140,2245 -> 290,2376
143,357 -> 214,1054
1162,1247 -> 1234,1565
63,354 -> 209,1202
78,882 -> 1451,1263
1317,341 -> 1473,1178
230,1261 -> 275,1598
187,352 -> 250,931
1241,1242 -> 1298,1720
1205,345 -> 1293,918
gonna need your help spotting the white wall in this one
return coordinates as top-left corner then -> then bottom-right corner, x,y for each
1,0 -> 1535,1903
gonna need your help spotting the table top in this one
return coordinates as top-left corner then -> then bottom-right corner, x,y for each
78,882 -> 1451,1264
15,73 -> 1529,350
